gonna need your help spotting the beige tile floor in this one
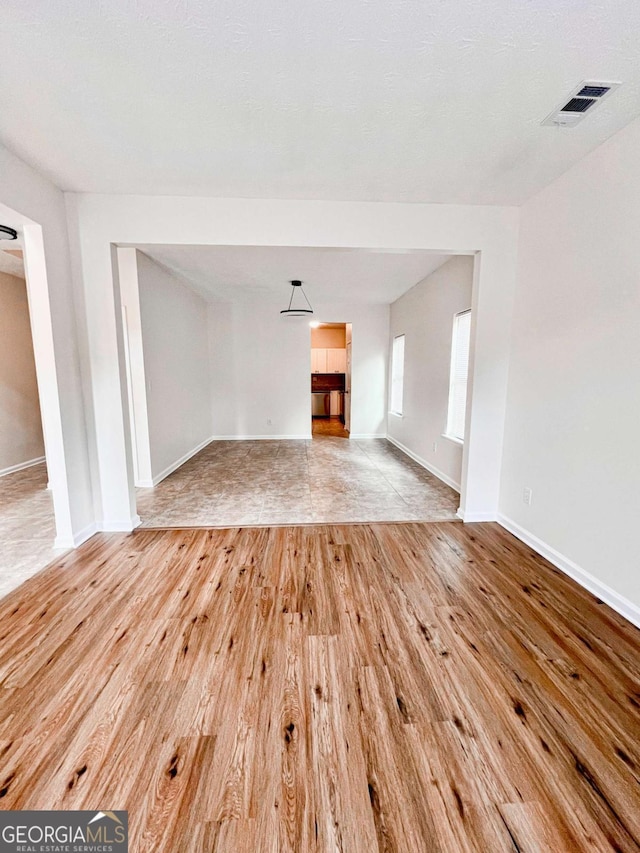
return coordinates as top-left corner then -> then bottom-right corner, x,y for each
137,436 -> 460,527
0,462 -> 68,599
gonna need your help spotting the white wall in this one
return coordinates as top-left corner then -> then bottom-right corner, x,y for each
136,252 -> 212,481
0,271 -> 45,472
500,115 -> 640,618
340,302 -> 389,438
388,256 -> 473,490
208,300 -> 388,439
1,143 -> 94,546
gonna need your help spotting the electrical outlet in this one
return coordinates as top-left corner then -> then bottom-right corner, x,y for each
523,487 -> 532,506
432,441 -> 438,452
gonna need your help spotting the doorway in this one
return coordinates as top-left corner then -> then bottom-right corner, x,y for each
310,321 -> 350,438
0,216 -> 68,597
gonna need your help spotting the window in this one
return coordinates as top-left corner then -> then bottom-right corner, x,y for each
446,310 -> 471,441
390,334 -> 405,415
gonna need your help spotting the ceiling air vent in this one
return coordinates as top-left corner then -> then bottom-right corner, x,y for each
577,85 -> 611,98
542,80 -> 620,127
561,97 -> 596,113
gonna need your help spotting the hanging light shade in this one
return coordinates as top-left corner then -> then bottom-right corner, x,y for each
280,280 -> 313,317
0,225 -> 18,241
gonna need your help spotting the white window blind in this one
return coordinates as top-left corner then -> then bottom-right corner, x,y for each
390,334 -> 405,415
446,310 -> 471,441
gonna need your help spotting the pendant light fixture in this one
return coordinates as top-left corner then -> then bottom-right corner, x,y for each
280,280 -> 313,317
0,225 -> 18,240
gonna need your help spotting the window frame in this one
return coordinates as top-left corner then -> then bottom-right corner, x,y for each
445,310 -> 471,443
389,333 -> 406,417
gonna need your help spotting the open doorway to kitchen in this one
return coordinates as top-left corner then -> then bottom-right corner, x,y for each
310,321 -> 350,438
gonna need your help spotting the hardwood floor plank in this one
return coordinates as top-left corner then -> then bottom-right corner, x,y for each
0,521 -> 638,851
499,801 -> 571,853
275,618 -> 315,851
354,664 -> 442,850
307,636 -> 377,851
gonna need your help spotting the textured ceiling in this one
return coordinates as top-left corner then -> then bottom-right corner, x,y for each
2,0 -> 640,204
136,246 -> 451,304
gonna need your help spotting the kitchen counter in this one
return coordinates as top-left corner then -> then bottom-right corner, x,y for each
311,373 -> 345,393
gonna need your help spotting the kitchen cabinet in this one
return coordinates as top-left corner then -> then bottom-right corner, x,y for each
327,348 -> 347,373
312,348 -> 346,374
311,348 -> 327,373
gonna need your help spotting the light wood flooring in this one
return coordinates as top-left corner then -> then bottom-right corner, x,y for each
0,521 -> 638,851
312,417 -> 349,438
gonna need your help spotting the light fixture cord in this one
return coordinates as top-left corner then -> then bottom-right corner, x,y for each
300,285 -> 313,311
285,282 -> 313,313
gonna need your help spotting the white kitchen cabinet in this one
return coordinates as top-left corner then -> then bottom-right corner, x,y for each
311,348 -> 327,373
326,348 -> 347,373
311,347 -> 347,374
329,390 -> 341,416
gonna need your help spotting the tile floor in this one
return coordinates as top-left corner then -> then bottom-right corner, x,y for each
137,436 -> 459,527
0,462 -> 67,599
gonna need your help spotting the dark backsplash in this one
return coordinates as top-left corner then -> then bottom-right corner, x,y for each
311,373 -> 345,392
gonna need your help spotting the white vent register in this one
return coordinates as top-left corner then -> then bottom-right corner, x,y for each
542,81 -> 621,128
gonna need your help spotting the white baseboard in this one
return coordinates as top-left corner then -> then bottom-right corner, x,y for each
99,514 -> 142,533
457,509 -> 497,522
55,520 -> 98,550
148,436 -> 216,486
386,435 -> 461,493
351,433 -> 387,440
498,513 -> 640,630
0,456 -> 46,478
210,434 -> 312,441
